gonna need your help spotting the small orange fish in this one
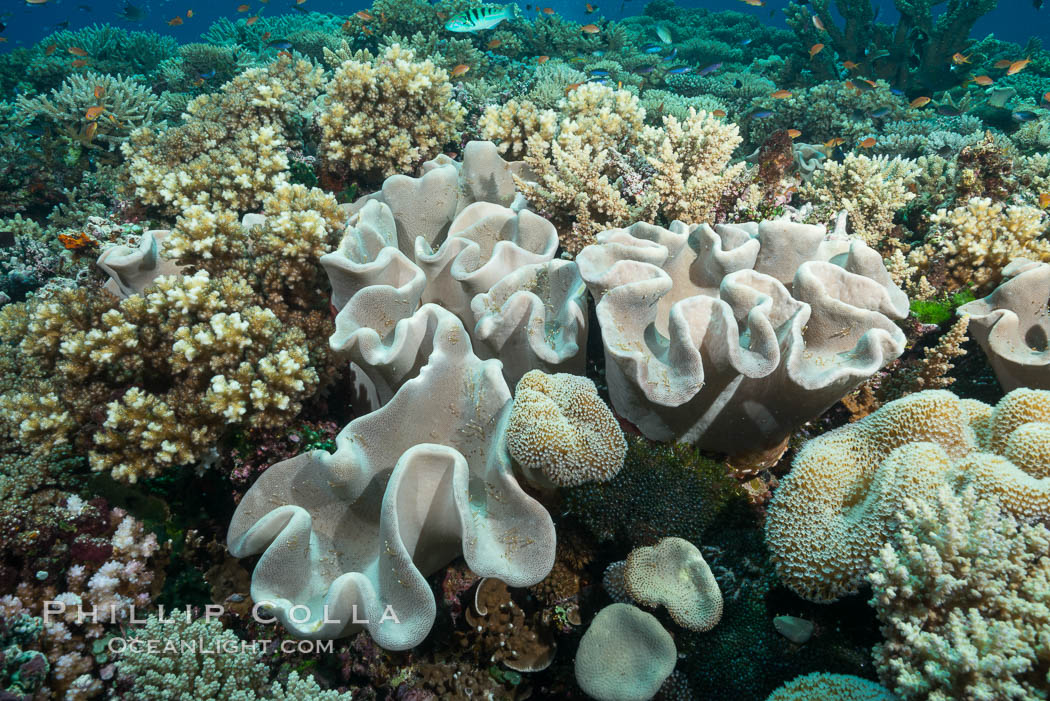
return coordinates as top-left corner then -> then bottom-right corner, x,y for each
565,82 -> 582,94
25,0 -> 49,4
436,11 -> 447,20
168,16 -> 183,25
992,59 -> 1011,69
277,50 -> 292,58
809,43 -> 824,58
1043,91 -> 1050,104
85,122 -> 99,140
67,46 -> 88,56
187,9 -> 193,17
94,85 -> 104,98
842,60 -> 858,70
712,109 -> 727,118
296,0 -> 306,4
71,59 -> 88,67
261,31 -> 271,40
193,77 -> 204,86
585,3 -> 597,12
107,114 -> 122,127
58,231 -> 96,250
972,75 -> 994,86
536,55 -> 550,64
341,19 -> 352,31
85,105 -> 104,120
451,64 -> 470,77
1039,193 -> 1050,208
44,44 -> 57,55
910,96 -> 932,108
361,25 -> 372,35
771,89 -> 792,99
236,4 -> 250,11
858,137 -> 876,148
542,7 -> 554,13
824,137 -> 845,148
0,38 -> 6,43
487,39 -> 502,49
355,10 -> 372,20
740,0 -> 765,5
1007,57 -> 1031,75
246,15 -> 258,24
812,15 -> 824,30
787,128 -> 802,138
951,52 -> 970,65
581,23 -> 599,33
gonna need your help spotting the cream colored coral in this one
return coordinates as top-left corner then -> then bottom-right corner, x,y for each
800,153 -> 920,245
869,487 -> 1050,701
479,99 -> 557,159
163,206 -> 245,265
623,537 -> 723,632
574,604 -> 676,701
766,389 -> 1050,602
907,197 -> 1050,293
318,44 -> 465,181
558,83 -> 645,151
506,369 -> 626,487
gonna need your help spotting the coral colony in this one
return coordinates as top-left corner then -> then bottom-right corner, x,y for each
1,0 -> 1050,698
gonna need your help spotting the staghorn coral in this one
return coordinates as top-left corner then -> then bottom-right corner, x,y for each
16,72 -> 163,153
317,44 -> 466,186
958,259 -> 1050,391
227,310 -> 555,649
766,389 -> 1050,603
577,218 -> 908,455
907,197 -> 1050,294
123,55 -> 324,214
26,25 -> 177,91
799,154 -> 921,246
869,487 -> 1050,701
505,369 -> 625,488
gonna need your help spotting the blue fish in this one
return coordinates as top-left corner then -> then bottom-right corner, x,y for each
750,109 -> 774,119
1012,110 -> 1039,122
663,48 -> 678,62
666,65 -> 693,75
267,40 -> 293,49
740,38 -> 752,46
697,62 -> 721,76
198,69 -> 216,79
633,65 -> 656,74
870,107 -> 891,118
643,44 -> 662,54
590,69 -> 610,77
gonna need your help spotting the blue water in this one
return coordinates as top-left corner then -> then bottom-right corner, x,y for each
1,0 -> 1045,50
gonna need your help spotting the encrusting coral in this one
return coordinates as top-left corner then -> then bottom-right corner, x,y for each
576,218 -> 908,456
228,309 -> 555,649
318,44 -> 466,187
869,487 -> 1050,701
766,388 -> 1050,603
958,259 -> 1050,390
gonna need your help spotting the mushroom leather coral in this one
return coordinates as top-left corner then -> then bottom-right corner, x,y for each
958,259 -> 1050,391
97,229 -> 183,298
322,142 -> 587,404
227,309 -> 556,650
576,218 -> 908,454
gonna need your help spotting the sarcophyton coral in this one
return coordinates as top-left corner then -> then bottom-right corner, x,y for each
123,55 -> 324,214
766,389 -> 1050,603
623,537 -> 723,633
576,218 -> 908,456
799,154 -> 921,246
321,141 -> 587,402
870,487 -> 1049,701
574,603 -> 676,701
907,197 -> 1050,294
959,259 -> 1050,391
318,44 -> 465,187
116,612 -> 353,699
16,71 -> 163,153
228,310 -> 555,649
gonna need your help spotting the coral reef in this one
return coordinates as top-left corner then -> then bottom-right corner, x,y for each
575,603 -> 676,701
623,537 -> 723,632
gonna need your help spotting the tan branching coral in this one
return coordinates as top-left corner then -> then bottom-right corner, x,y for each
318,44 -> 465,185
16,71 -> 162,152
907,197 -> 1050,294
506,370 -> 626,488
799,153 -> 921,246
869,487 -> 1050,701
123,56 -> 324,214
479,98 -> 557,159
766,389 -> 1050,602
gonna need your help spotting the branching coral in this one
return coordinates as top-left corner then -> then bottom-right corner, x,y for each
318,44 -> 466,187
907,197 -> 1050,294
869,487 -> 1050,701
123,55 -> 324,214
800,154 -> 921,246
16,71 -> 163,153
